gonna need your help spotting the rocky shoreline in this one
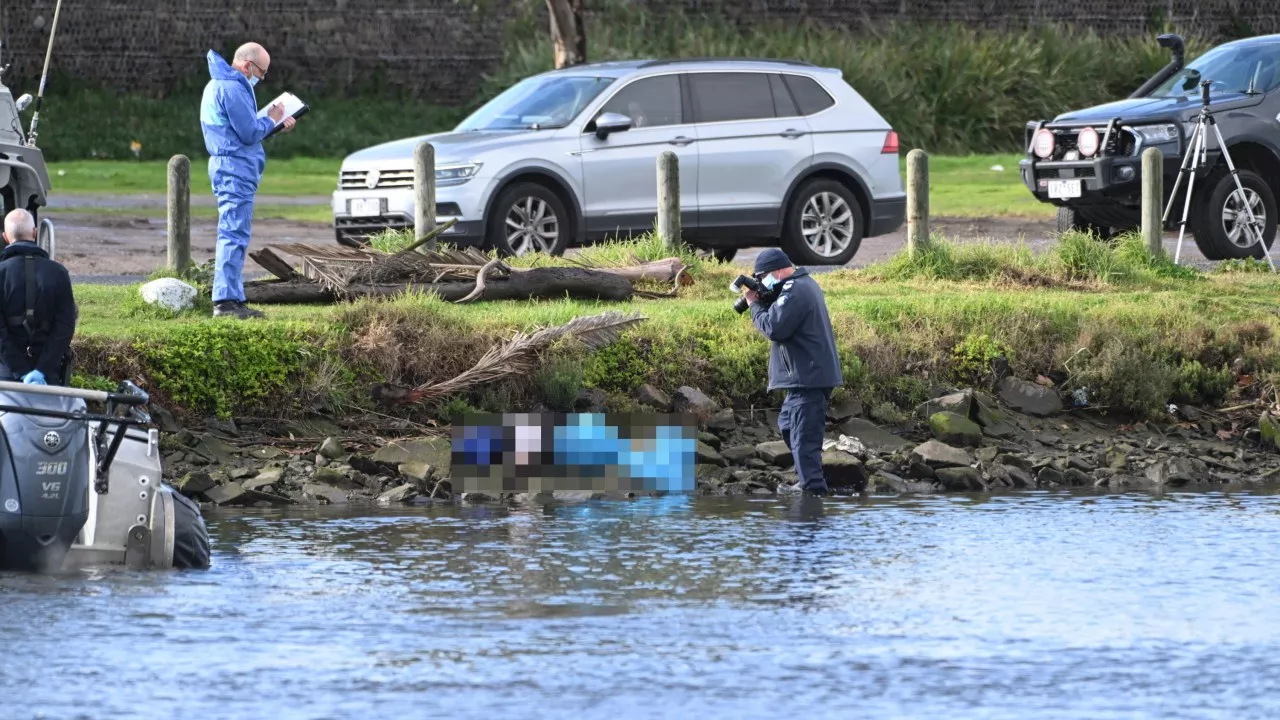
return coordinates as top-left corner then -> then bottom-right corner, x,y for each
159,377 -> 1280,509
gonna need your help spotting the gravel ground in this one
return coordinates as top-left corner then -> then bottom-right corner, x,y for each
46,194 -> 1227,282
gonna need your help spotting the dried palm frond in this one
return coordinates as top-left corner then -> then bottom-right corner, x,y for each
377,311 -> 647,405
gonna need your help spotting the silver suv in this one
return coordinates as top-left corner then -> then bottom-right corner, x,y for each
332,58 -> 905,265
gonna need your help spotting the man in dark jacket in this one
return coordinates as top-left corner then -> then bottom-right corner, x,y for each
0,209 -> 77,385
744,248 -> 843,496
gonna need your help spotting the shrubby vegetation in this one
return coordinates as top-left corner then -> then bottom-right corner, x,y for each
32,7 -> 1210,161
67,232 -> 1280,422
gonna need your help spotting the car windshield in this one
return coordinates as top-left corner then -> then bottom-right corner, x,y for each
1148,41 -> 1280,98
455,75 -> 616,131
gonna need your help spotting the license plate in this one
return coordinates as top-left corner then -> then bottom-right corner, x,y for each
349,198 -> 381,217
1047,179 -> 1082,199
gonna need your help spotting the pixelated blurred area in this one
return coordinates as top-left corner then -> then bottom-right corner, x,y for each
451,412 -> 698,495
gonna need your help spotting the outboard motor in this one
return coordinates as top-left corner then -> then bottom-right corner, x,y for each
0,380 -> 211,573
0,389 -> 90,571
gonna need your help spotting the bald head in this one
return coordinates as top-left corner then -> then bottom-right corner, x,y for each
232,42 -> 271,82
3,209 -> 34,245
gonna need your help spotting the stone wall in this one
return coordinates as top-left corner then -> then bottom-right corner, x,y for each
0,0 -> 1275,101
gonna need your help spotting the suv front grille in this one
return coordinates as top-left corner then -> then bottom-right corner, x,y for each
1027,125 -> 1131,161
340,169 -> 416,190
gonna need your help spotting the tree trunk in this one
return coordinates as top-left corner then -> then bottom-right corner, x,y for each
243,266 -> 635,305
546,0 -> 586,69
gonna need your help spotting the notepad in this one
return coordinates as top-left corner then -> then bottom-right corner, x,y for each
257,92 -> 309,137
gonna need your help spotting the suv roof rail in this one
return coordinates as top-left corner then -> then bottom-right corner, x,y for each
637,57 -> 817,68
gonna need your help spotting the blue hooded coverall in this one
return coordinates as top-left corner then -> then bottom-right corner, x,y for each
199,50 -> 276,305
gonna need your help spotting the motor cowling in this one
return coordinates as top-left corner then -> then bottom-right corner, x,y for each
0,390 -> 90,572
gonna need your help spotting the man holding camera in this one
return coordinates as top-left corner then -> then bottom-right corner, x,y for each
742,248 -> 843,497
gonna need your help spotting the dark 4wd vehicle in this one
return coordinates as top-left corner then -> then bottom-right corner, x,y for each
1020,33 -> 1280,260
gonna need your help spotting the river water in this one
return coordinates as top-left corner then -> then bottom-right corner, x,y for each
5,490 -> 1280,719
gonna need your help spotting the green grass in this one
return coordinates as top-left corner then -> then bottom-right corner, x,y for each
51,153 -> 1049,222
69,232 -> 1280,422
50,158 -> 340,197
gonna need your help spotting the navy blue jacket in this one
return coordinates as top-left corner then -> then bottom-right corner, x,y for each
0,241 -> 77,381
749,268 -> 843,391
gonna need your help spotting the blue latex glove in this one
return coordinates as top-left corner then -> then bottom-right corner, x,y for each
22,370 -> 45,385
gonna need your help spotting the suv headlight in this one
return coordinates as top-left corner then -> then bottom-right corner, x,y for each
1129,123 -> 1180,146
436,163 -> 482,187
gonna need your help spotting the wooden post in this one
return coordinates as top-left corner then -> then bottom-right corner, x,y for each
1141,147 -> 1164,257
166,154 -> 191,273
413,141 -> 436,252
906,148 -> 929,258
657,151 -> 681,249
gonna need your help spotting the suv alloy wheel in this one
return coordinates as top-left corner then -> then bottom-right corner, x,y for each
1190,168 -> 1278,261
486,182 -> 571,257
781,178 -> 864,265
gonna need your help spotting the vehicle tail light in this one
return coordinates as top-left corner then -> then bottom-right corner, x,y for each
881,130 -> 899,154
1077,127 -> 1100,157
1033,129 -> 1055,159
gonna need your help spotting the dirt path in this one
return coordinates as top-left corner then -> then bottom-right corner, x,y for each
47,200 -> 1220,279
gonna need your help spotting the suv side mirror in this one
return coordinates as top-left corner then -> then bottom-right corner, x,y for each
593,112 -> 633,140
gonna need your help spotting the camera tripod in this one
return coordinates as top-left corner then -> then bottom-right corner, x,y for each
1162,80 -> 1275,270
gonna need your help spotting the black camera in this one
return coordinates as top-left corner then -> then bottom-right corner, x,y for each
731,274 -> 776,314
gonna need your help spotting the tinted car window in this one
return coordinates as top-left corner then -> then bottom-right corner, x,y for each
596,75 -> 683,128
689,72 -> 777,123
768,73 -> 800,117
782,75 -> 836,115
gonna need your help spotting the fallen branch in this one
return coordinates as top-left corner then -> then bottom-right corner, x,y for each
371,310 -> 647,406
244,266 -> 637,304
249,247 -> 300,281
456,257 -> 508,304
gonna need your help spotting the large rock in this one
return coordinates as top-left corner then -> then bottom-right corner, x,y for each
637,384 -> 673,411
822,434 -> 868,460
821,451 -> 869,490
378,483 -> 419,504
674,386 -> 720,422
706,408 -> 737,431
189,433 -> 240,465
1260,412 -> 1280,451
303,483 -> 349,505
202,482 -> 249,506
371,437 -> 451,476
721,444 -> 757,465
973,395 -> 1019,438
826,395 -> 863,422
696,441 -> 726,466
914,390 -> 973,420
836,418 -> 911,452
935,466 -> 986,492
243,467 -> 284,491
318,437 -> 346,460
997,376 -> 1063,417
139,277 -> 197,312
398,461 -> 434,482
929,411 -> 983,447
910,440 -> 972,468
755,441 -> 794,467
175,471 -> 216,496
1146,457 -> 1209,486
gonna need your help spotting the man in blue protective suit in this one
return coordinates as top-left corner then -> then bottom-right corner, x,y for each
743,248 -> 843,496
200,42 -> 296,319
0,209 -> 76,386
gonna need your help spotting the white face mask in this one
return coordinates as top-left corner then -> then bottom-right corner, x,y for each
761,273 -> 778,290
249,75 -> 260,87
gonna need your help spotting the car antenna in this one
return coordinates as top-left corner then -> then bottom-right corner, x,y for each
26,0 -> 64,148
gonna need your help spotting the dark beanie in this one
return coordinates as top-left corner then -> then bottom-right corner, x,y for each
753,248 -> 793,275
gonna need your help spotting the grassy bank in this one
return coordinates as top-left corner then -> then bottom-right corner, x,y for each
27,13 -> 1211,162
70,233 -> 1280,424
50,153 -> 1051,222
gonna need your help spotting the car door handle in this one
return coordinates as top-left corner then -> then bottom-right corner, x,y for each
668,136 -> 695,146
780,129 -> 806,139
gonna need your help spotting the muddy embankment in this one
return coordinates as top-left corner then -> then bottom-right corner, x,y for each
161,377 -> 1280,510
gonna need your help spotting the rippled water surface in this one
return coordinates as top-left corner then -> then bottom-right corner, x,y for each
6,491 -> 1280,719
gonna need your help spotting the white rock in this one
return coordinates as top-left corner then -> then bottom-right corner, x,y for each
139,278 -> 197,312
990,164 -> 1005,172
